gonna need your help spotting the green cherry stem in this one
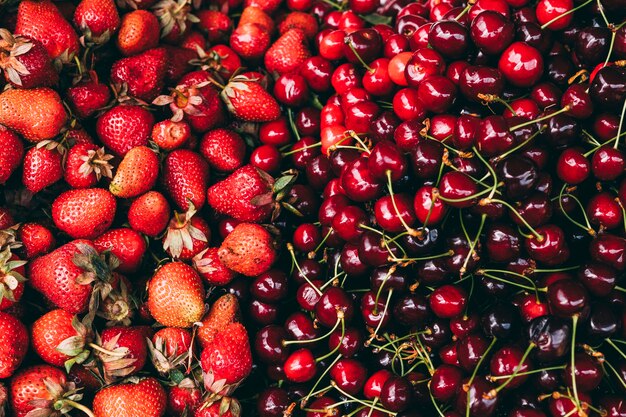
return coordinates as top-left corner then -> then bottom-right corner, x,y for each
539,0 -> 593,29
509,105 -> 571,131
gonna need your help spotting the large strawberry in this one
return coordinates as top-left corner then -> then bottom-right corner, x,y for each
219,74 -> 281,122
218,223 -> 277,276
52,188 -> 117,240
163,149 -> 210,210
193,247 -> 237,288
278,11 -> 318,39
63,143 -> 114,189
96,104 -> 154,156
162,205 -> 210,260
0,87 -> 67,142
0,247 -> 26,311
110,47 -> 168,102
18,222 -> 55,259
109,145 -> 159,198
163,45 -> 195,82
0,30 -> 58,88
200,322 -> 252,394
199,128 -> 246,172
15,0 -> 80,63
166,379 -> 202,416
94,228 -> 147,273
66,72 -> 111,119
0,127 -> 23,184
116,9 -> 160,56
197,293 -> 239,347
91,326 -> 149,383
0,311 -> 28,379
147,261 -> 205,328
128,191 -> 171,237
73,0 -> 121,44
229,23 -> 270,60
264,29 -> 311,75
238,6 -> 273,33
92,377 -> 166,417
22,142 -> 64,193
207,165 -> 276,222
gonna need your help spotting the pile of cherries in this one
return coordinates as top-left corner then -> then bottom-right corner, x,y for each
236,0 -> 626,416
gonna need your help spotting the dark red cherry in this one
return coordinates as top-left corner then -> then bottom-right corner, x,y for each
490,346 -> 532,388
285,312 -> 320,342
556,149 -> 589,184
392,88 -> 427,121
374,194 -> 416,233
315,287 -> 354,327
431,364 -> 464,402
561,83 -> 593,119
578,262 -> 617,297
284,348 -> 317,382
393,293 -> 431,326
470,11 -> 515,54
274,74 -> 310,107
296,108 -> 321,137
497,155 -> 539,201
257,388 -> 290,417
591,145 -> 625,181
250,300 -> 279,325
586,192 -> 622,230
380,376 -> 413,412
414,185 -> 448,225
477,115 -> 515,157
360,290 -> 391,328
429,20 -> 469,59
527,316 -> 571,362
329,358 -> 367,395
301,56 -> 334,92
486,223 -> 520,262
405,47 -> 446,87
563,353 -> 603,392
459,65 -> 504,101
290,137 -> 321,170
332,63 -> 362,95
589,234 -> 626,271
370,111 -> 401,143
251,270 -> 289,303
296,280 -> 324,311
364,369 -> 393,400
340,242 -> 370,276
524,224 -> 566,264
342,157 -> 384,202
547,279 -> 589,318
293,223 -> 322,253
368,140 -> 408,182
329,326 -> 363,357
332,205 -> 368,243
418,75 -> 457,113
455,378 -> 499,417
430,285 -> 467,319
255,325 -> 289,364
410,140 -> 444,179
438,171 -> 479,208
457,334 -> 490,372
589,66 -> 626,108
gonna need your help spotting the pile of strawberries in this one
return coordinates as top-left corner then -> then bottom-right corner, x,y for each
0,0 -> 625,415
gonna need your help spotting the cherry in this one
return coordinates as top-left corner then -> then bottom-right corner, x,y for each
328,326 -> 363,357
332,63 -> 362,95
498,42 -> 544,87
296,280 -> 324,311
341,157 -> 384,202
392,88 -> 427,121
513,193 -> 553,227
257,388 -> 291,417
285,312 -> 320,342
548,392 -> 593,417
315,286 -> 354,327
364,369 -> 393,400
420,318 -> 453,349
418,75 -> 457,113
362,58 -> 394,96
556,149 -> 589,184
395,14 -> 428,38
250,300 -> 279,325
332,205 -> 368,242
296,108 -> 321,137
524,224 -> 567,264
306,397 -> 337,417
319,29 -> 346,61
250,145 -> 281,173
329,358 -> 367,395
414,185 -> 448,225
578,262 -> 617,297
591,146 -> 625,181
440,343 -> 460,365
561,84 -> 593,119
527,316 -> 571,362
319,194 -> 350,226
368,140 -> 408,182
486,224 -> 520,262
470,11 -> 515,54
255,325 -> 290,364
360,290 -> 391,327
438,171 -> 479,209
535,0 -> 573,30
586,192 -> 622,230
457,334 -> 490,372
293,223 -> 322,253
431,364 -> 464,402
251,270 -> 289,303
469,0 -> 511,19
410,140 -> 444,179
429,20 -> 469,59
498,155 -> 539,201
490,346 -> 532,388
547,279 -> 589,318
589,66 -> 626,108
575,27 -> 611,66
274,74 -> 310,107
589,234 -> 626,271
374,194 -> 416,233
405,48 -> 446,87
477,116 -> 515,157
563,353 -> 603,392
586,303 -> 619,341
430,284 -> 467,319
306,155 -> 334,190
371,266 -> 409,293
455,378 -> 499,417
290,137 -> 321,170
459,65 -> 504,101
330,148 -> 360,176
393,293 -> 432,326
340,242 -> 370,276
388,51 -> 412,86
284,348 -> 317,383
343,28 -> 382,65
380,376 -> 413,412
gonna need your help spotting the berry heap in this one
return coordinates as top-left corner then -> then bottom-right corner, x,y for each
0,0 -> 624,416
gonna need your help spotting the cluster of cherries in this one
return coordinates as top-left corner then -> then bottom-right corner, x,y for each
225,0 -> 626,416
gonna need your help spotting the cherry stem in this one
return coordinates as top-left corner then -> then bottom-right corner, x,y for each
477,269 -> 544,299
570,314 -> 582,412
509,105 -> 571,131
459,212 -> 486,276
603,358 -> 626,390
347,130 -> 372,154
346,40 -> 372,72
283,316 -> 342,347
454,2 -> 471,20
282,141 -> 322,156
369,289 -> 393,343
287,108 -> 301,142
596,0 -> 610,27
477,94 -> 518,116
606,338 -> 626,360
317,317 -> 346,362
63,400 -> 96,417
373,265 -> 395,311
287,243 -> 322,296
436,186 -> 493,204
556,184 -> 596,236
303,353 -> 342,406
481,198 -> 544,241
613,96 -> 626,149
493,126 -> 545,163
330,381 -> 392,414
430,387 -> 447,417
465,336 -> 498,417
388,249 -> 454,264
313,227 -> 334,255
539,0 -> 593,29
491,343 -> 535,396
387,171 -> 421,237
490,364 -> 566,380
358,224 -> 409,259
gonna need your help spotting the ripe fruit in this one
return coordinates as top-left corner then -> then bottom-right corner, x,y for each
218,223 -> 277,277
0,312 -> 28,378
220,75 -> 281,122
93,377 -> 167,417
52,188 -> 117,240
109,146 -> 159,198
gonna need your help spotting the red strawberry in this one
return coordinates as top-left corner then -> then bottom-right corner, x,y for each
166,379 -> 202,416
52,188 -> 117,240
218,223 -> 277,276
200,128 -> 246,172
0,210 -> 15,230
151,119 -> 191,150
15,0 -> 79,63
175,70 -> 226,133
92,326 -> 149,383
18,222 -> 55,259
92,377 -> 166,417
31,309 -> 90,370
200,322 -> 252,392
0,127 -> 23,184
265,29 -> 311,75
0,312 -> 28,379
162,205 -> 210,260
278,12 -> 318,40
196,44 -> 242,80
207,165 -> 275,222
244,0 -> 282,13
22,143 -> 64,193
194,401 -> 240,417
193,247 -> 238,287
116,10 -> 160,56
180,30 -> 205,51
0,248 -> 26,311
147,262 -> 205,328
64,143 -> 114,189
66,72 -> 111,119
229,23 -> 270,60
197,9 -> 232,43
96,104 -> 155,156
220,75 -> 281,122
197,293 -> 239,347
238,6 -> 274,33
109,145 -> 159,198
110,47 -> 168,102
0,87 -> 67,142
152,0 -> 199,44
0,30 -> 58,88
163,149 -> 210,210
148,327 -> 192,374
163,45 -> 196,82
128,191 -> 171,237
94,228 -> 147,273
73,0 -> 121,44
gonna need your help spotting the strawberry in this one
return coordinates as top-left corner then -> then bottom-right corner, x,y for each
197,10 -> 233,43
0,87 -> 67,142
66,72 -> 111,119
180,30 -> 205,51
52,188 -> 117,240
110,145 -> 159,198
200,128 -> 246,172
229,23 -> 270,60
278,12 -> 318,40
194,400 -> 240,417
128,191 -> 171,237
175,70 -> 226,133
163,45 -> 196,82
167,379 -> 202,416
0,248 -> 26,311
152,0 -> 200,44
31,309 -> 91,370
15,0 -> 80,63
220,75 -> 281,122
10,365 -> 88,417
92,326 -> 149,383
64,143 -> 114,189
148,327 -> 192,374
163,149 -> 210,210
218,223 -> 277,276
195,44 -> 242,80
0,383 -> 6,417
0,30 -> 58,88
244,0 -> 282,13
0,126 -> 23,184
151,119 -> 191,150
18,222 -> 55,259
110,47 -> 168,102
94,228 -> 147,273
73,0 -> 121,44
0,311 -> 28,378
116,10 -> 160,56
0,210 -> 15,231
265,29 -> 311,75
200,322 -> 252,392
22,142 -> 64,193
193,247 -> 238,288
207,165 -> 275,222
96,104 -> 155,156
197,293 -> 239,347
162,205 -> 210,260
147,261 -> 205,328
92,377 -> 166,417
238,6 -> 274,33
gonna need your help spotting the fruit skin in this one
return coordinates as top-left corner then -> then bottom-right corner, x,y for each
10,365 -> 68,417
94,228 -> 147,273
200,322 -> 252,388
116,10 -> 160,56
147,262 -> 205,328
73,0 -> 121,43
66,76 -> 111,119
98,326 -> 149,380
0,311 -> 28,378
230,23 -> 271,60
92,377 -> 167,417
128,191 -> 171,237
0,31 -> 58,89
197,293 -> 240,347
0,87 -> 67,142
109,146 -> 159,199
28,240 -> 96,314
52,188 -> 117,240
96,105 -> 154,156
18,222 -> 56,259
218,223 -> 277,277
207,165 -> 274,223
31,309 -> 85,368
175,70 -> 226,133
220,75 -> 281,122
63,143 -> 113,189
200,128 -> 246,172
22,144 -> 64,193
110,48 -> 168,102
193,247 -> 238,287
0,127 -> 23,184
163,149 -> 210,211
265,29 -> 311,75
